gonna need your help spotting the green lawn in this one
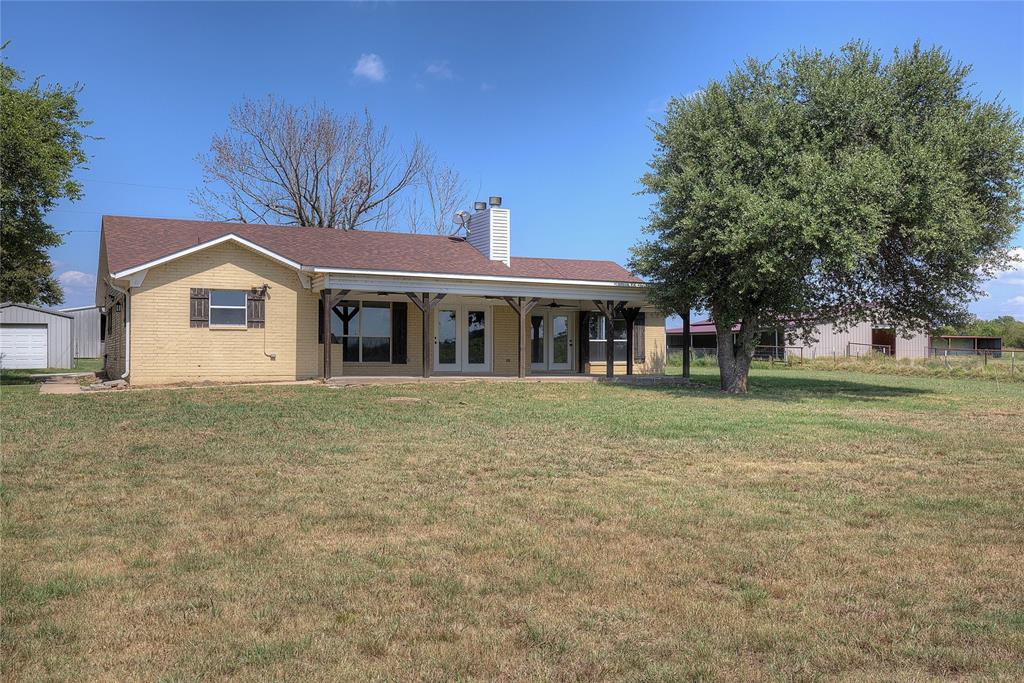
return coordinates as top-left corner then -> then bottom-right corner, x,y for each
2,367 -> 1023,680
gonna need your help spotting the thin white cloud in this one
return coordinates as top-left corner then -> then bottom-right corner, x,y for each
480,82 -> 496,92
353,53 -> 387,82
58,270 -> 95,288
1009,295 -> 1024,306
425,60 -> 454,80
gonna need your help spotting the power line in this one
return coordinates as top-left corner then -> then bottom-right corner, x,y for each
78,177 -> 190,191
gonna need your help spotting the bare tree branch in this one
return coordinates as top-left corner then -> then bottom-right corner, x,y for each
406,153 -> 468,235
191,97 -> 431,230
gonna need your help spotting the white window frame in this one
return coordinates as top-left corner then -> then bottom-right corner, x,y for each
333,300 -> 393,363
209,290 -> 247,328
589,315 -> 627,362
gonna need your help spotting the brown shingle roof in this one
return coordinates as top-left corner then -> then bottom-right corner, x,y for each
101,216 -> 642,283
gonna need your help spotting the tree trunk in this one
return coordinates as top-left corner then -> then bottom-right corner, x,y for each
716,319 -> 758,394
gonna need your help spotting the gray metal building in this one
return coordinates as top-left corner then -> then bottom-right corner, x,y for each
0,302 -> 74,369
60,305 -> 104,358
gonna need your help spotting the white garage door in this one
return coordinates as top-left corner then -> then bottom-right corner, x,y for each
0,324 -> 48,369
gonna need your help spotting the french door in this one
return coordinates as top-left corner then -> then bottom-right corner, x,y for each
530,311 -> 573,372
434,305 -> 492,373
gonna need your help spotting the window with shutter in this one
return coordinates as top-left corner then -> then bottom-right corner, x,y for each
190,288 -> 210,328
247,288 -> 265,329
634,312 -> 646,362
392,301 -> 408,364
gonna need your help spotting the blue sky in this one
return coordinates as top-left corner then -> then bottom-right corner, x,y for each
3,1 -> 1022,317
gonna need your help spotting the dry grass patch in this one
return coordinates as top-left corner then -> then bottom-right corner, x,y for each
2,367 -> 1023,680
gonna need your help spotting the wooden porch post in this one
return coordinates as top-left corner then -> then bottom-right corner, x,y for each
593,299 -> 617,378
321,288 -> 332,379
623,307 -> 640,376
503,296 -> 540,378
406,292 -> 447,378
422,293 -> 431,377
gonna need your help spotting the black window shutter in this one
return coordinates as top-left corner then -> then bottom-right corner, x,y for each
392,301 -> 408,364
633,312 -> 646,361
318,299 -> 324,343
247,288 -> 266,328
190,288 -> 209,328
578,311 -> 590,369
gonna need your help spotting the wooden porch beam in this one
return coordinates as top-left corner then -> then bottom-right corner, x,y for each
504,297 -> 540,377
623,306 -> 640,376
409,293 -> 447,377
321,289 -> 332,380
328,289 -> 350,308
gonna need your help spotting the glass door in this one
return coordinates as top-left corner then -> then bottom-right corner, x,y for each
530,315 -> 546,371
434,308 -> 459,372
435,305 -> 492,373
549,314 -> 571,370
464,309 -> 491,372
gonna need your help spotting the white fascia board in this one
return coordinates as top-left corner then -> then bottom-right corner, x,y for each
315,266 -> 647,291
110,234 -> 302,279
323,273 -> 647,302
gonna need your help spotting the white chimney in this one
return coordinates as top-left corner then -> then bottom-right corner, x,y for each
466,196 -> 510,266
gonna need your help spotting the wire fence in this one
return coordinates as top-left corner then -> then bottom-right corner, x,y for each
667,346 -> 1020,377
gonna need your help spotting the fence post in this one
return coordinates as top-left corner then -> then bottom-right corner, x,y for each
1012,351 -> 1015,377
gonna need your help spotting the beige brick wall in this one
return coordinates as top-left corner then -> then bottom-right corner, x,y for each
492,305 -> 519,376
128,242 -> 319,385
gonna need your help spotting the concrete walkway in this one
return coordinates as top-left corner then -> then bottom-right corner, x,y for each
38,374 -> 90,395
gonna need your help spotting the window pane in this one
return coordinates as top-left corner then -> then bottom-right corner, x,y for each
589,341 -> 605,359
210,307 -> 246,326
361,337 -> 390,362
211,290 -> 246,307
530,315 -> 545,363
333,301 -> 359,338
613,320 -> 627,340
552,315 -> 568,364
361,302 -> 391,337
467,311 -> 486,365
343,336 -> 360,362
613,340 -> 627,361
589,316 -> 603,341
437,310 -> 457,364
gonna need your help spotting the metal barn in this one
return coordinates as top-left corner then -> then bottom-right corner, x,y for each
60,305 -> 104,358
0,302 -> 74,369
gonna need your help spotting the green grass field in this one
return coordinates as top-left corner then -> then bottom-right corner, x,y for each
2,367 -> 1023,680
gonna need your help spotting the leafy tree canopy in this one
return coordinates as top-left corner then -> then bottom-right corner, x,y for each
0,51 -> 90,305
631,41 -> 1024,392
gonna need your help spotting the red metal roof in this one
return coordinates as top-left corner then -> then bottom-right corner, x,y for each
101,215 -> 642,284
665,320 -> 735,335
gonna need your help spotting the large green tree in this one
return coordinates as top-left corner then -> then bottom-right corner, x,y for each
0,54 -> 89,305
631,42 -> 1024,393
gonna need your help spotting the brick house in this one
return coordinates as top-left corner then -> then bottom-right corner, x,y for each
96,202 -> 664,385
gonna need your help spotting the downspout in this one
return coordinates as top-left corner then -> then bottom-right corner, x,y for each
107,280 -> 131,380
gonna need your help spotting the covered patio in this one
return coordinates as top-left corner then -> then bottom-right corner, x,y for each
317,276 -> 654,380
